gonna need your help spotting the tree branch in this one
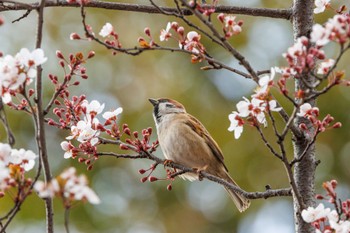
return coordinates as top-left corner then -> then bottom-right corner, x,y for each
34,0 -> 54,232
0,0 -> 292,20
98,137 -> 292,200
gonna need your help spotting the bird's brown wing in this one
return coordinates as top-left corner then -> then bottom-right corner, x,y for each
184,114 -> 229,172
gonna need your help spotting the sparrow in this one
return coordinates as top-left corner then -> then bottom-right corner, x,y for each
149,98 -> 250,212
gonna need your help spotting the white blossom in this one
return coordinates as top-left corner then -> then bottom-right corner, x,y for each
301,203 -> 331,223
102,107 -> 123,120
314,0 -> 330,14
99,23 -> 113,37
228,112 -> 244,139
82,100 -> 105,115
311,24 -> 330,46
317,59 -> 335,75
160,22 -> 172,41
6,148 -> 37,171
297,103 -> 319,117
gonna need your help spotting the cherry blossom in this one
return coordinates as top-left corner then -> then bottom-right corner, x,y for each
0,161 -> 10,191
317,59 -> 335,75
297,103 -> 319,118
15,48 -> 47,78
5,148 -> 37,171
102,107 -> 123,120
35,167 -> 100,205
311,24 -> 330,46
66,119 -> 100,146
160,22 -> 172,41
314,0 -> 330,14
34,179 -> 60,199
82,100 -> 105,116
228,112 -> 244,139
301,203 -> 331,223
99,22 -> 113,37
0,48 -> 47,104
60,141 -> 74,159
0,143 -> 11,161
330,220 -> 350,233
183,31 -> 202,54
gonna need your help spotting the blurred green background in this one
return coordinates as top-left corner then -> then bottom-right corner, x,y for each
1,0 -> 350,232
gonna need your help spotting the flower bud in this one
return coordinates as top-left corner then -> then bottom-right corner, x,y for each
140,177 -> 148,183
87,51 -> 95,59
144,27 -> 151,37
332,122 -> 342,128
138,169 -> 146,174
119,144 -> 129,150
167,184 -> 172,191
56,50 -> 64,59
148,176 -> 158,182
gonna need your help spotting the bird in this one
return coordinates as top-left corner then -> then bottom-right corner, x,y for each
149,98 -> 250,212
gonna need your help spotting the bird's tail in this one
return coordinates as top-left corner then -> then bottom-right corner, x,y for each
222,171 -> 250,212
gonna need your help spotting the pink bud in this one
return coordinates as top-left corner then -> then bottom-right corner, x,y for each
167,184 -> 172,191
138,169 -> 146,174
217,13 -> 225,23
78,157 -> 86,163
70,33 -> 81,40
144,27 -> 151,36
333,122 -> 342,128
171,22 -> 179,30
148,176 -> 158,182
119,144 -> 129,150
59,60 -> 65,68
81,74 -> 88,79
123,128 -> 131,136
56,50 -> 64,59
330,180 -> 338,188
140,177 -> 148,183
147,127 -> 152,135
299,123 -> 308,130
87,164 -> 93,170
133,131 -> 139,138
87,51 -> 95,59
315,194 -> 324,200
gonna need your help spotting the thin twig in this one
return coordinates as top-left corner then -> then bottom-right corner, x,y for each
290,132 -> 318,166
34,0 -> 54,232
254,124 -> 282,160
80,5 -> 252,79
12,9 -> 31,23
64,207 -> 70,233
0,99 -> 15,146
179,0 -> 259,82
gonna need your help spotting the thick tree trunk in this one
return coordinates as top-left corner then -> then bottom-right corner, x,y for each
292,1 -> 316,233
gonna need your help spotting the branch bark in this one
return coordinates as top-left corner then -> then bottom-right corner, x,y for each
292,0 -> 316,232
34,0 -> 54,232
0,0 -> 292,20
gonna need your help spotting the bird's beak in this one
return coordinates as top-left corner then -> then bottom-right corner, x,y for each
148,98 -> 158,106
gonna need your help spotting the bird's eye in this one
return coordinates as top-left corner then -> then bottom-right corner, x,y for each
166,103 -> 175,108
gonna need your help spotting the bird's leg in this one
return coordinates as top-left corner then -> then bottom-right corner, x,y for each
193,165 -> 208,181
163,159 -> 176,171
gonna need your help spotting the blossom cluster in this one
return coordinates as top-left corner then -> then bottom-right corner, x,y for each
34,167 -> 100,206
0,48 -> 47,105
49,96 -> 122,167
228,68 -> 281,139
0,142 -> 37,197
297,103 -> 341,134
274,13 -> 350,96
302,180 -> 350,233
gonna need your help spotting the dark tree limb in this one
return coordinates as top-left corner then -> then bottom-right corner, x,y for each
0,0 -> 292,20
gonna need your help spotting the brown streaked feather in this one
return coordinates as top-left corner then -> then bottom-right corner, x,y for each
184,114 -> 228,172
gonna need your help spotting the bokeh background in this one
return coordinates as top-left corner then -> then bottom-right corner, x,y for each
1,0 -> 350,232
